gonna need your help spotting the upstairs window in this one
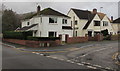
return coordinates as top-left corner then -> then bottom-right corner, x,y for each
94,21 -> 100,26
27,22 -> 29,25
103,21 -> 108,26
75,20 -> 78,25
62,19 -> 67,24
49,17 -> 57,23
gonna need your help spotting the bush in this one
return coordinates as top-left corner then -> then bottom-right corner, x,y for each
27,36 -> 60,41
3,31 -> 32,40
103,35 -> 111,40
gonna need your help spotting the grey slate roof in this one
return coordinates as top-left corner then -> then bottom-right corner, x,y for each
18,24 -> 38,31
72,8 -> 94,20
113,18 -> 120,23
24,8 -> 70,20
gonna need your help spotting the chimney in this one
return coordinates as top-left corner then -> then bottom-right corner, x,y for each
37,5 -> 40,13
111,16 -> 113,22
93,8 -> 97,14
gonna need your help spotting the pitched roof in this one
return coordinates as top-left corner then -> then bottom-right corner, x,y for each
113,17 -> 120,23
71,8 -> 93,20
96,12 -> 106,20
23,8 -> 70,20
71,8 -> 97,29
18,24 -> 38,31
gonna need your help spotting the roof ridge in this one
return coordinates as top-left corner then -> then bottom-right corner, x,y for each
71,8 -> 91,12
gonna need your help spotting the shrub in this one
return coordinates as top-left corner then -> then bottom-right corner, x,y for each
103,35 -> 111,40
3,31 -> 32,40
27,36 -> 60,41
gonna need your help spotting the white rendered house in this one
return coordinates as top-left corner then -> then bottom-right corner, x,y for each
67,8 -> 115,37
18,6 -> 73,41
112,17 -> 120,34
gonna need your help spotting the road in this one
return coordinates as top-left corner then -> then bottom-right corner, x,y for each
41,41 -> 119,71
2,41 -> 119,71
2,43 -> 88,69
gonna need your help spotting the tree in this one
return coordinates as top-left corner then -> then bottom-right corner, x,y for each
2,9 -> 21,32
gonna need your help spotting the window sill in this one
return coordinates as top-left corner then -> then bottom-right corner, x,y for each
49,23 -> 58,25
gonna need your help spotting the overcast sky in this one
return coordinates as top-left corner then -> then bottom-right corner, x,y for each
1,1 -> 120,20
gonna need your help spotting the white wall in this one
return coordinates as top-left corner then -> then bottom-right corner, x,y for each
21,20 -> 29,27
67,9 -> 88,37
41,16 -> 72,38
101,15 -> 115,34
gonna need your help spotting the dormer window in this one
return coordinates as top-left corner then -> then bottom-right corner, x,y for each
49,17 -> 57,23
27,22 -> 29,25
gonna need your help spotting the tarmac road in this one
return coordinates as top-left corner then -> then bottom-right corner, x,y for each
2,43 -> 88,69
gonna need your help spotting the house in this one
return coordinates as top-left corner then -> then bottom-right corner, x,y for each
67,8 -> 115,37
18,5 -> 73,42
112,17 -> 120,34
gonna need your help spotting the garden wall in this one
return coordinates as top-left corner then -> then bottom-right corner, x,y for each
66,35 -> 88,44
3,39 -> 61,47
88,34 -> 104,41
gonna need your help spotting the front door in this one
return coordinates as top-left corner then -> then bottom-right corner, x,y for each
88,31 -> 92,37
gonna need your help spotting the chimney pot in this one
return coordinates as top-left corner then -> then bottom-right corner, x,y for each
37,5 -> 40,13
93,8 -> 97,14
111,16 -> 113,22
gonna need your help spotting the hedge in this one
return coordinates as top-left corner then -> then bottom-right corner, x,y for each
27,36 -> 60,41
3,31 -> 32,40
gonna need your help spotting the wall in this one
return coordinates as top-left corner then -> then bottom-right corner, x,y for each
21,19 -> 29,28
111,35 -> 119,40
3,39 -> 61,48
88,34 -> 104,41
66,35 -> 88,44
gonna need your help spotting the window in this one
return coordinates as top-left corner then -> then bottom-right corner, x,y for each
62,19 -> 67,24
27,22 -> 29,25
103,21 -> 108,26
94,21 -> 100,26
75,31 -> 77,37
48,32 -> 57,37
75,20 -> 77,25
49,17 -> 57,23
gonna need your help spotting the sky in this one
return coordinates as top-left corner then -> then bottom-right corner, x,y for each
1,0 -> 120,20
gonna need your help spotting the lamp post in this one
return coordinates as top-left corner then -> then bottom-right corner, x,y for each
100,7 -> 103,41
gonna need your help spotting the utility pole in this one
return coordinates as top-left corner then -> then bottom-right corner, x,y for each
100,7 -> 103,41
73,16 -> 75,37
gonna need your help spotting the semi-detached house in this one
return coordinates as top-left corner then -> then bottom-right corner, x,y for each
67,8 -> 115,37
18,6 -> 73,42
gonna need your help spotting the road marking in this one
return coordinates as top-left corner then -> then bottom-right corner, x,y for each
58,58 -> 64,61
66,60 -> 71,62
69,61 -> 74,63
87,66 -> 97,69
77,63 -> 84,66
93,64 -> 102,68
40,54 -> 44,56
105,67 -> 111,70
36,53 -> 40,55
